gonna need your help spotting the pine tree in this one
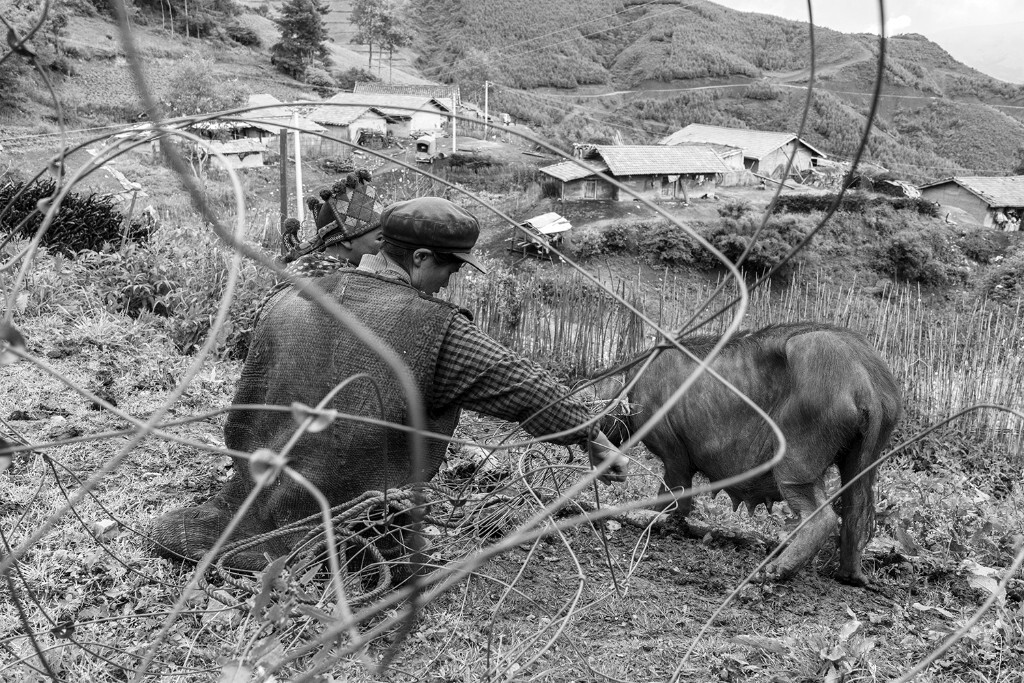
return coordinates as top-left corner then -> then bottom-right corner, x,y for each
271,0 -> 330,80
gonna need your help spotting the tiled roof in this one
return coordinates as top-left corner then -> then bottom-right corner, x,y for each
919,176 -> 1024,207
236,94 -> 326,134
312,93 -> 451,122
659,124 -> 826,159
307,101 -> 388,127
246,93 -> 294,119
354,82 -> 459,107
539,159 -> 609,182
593,145 -> 731,175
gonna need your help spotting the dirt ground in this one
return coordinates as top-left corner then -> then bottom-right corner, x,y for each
1,318 -> 1021,682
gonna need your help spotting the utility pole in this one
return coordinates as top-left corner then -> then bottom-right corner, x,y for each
483,80 -> 489,137
293,112 -> 304,223
279,130 -> 288,229
450,86 -> 457,155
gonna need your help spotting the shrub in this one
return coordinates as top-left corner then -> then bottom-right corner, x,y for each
443,153 -> 496,171
319,157 -> 355,174
982,253 -> 1024,304
601,223 -> 638,253
570,228 -> 604,261
304,66 -> 337,97
958,232 -> 1003,264
717,200 -> 752,220
0,178 -> 150,256
774,193 -> 940,216
77,224 -> 275,358
332,67 -> 379,91
708,215 -> 810,276
636,220 -> 708,267
226,22 -> 261,47
884,230 -> 951,285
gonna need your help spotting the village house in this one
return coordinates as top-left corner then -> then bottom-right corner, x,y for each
311,92 -> 452,141
306,99 -> 390,157
539,145 -> 731,202
659,124 -> 826,180
919,176 -> 1024,229
352,82 -> 459,112
206,94 -> 327,158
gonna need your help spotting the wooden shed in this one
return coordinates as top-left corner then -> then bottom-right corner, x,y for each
660,124 -> 826,180
919,176 -> 1024,228
539,145 -> 731,202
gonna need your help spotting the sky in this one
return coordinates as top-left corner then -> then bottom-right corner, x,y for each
707,0 -> 1024,37
708,1 -> 1024,82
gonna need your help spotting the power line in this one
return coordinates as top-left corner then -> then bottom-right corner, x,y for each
510,3 -> 695,60
488,0 -> 677,54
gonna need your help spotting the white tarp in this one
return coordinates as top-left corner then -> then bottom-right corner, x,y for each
523,212 -> 572,234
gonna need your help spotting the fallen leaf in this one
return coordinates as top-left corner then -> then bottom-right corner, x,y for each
849,636 -> 877,658
90,519 -> 120,542
819,644 -> 845,663
894,526 -> 921,555
967,575 -> 1005,606
839,618 -> 863,642
730,635 -> 790,655
911,602 -> 956,619
218,660 -> 252,683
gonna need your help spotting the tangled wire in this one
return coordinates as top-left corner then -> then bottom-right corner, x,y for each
2,1 -> 1023,681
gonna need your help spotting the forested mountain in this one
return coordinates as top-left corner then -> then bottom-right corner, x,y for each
3,0 -> 1023,181
409,0 -> 1024,180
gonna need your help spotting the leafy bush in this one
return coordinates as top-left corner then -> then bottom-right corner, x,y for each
957,232 -> 1003,264
443,153 -> 496,171
636,220 -> 715,268
708,215 -> 811,276
569,223 -> 637,260
226,22 -> 261,46
744,83 -> 782,100
304,66 -> 337,97
601,223 -> 638,253
0,178 -> 150,256
77,225 -> 275,358
884,229 -> 957,286
332,67 -> 379,91
717,199 -> 752,220
773,192 -> 940,216
982,253 -> 1024,304
570,228 -> 604,261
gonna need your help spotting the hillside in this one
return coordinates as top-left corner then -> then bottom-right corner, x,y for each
2,0 -> 1024,182
407,0 -> 1024,179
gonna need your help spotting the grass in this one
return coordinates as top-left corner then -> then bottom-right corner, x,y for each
1,5 -> 1024,676
2,192 -> 1023,680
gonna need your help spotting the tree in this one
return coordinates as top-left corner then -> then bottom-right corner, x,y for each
1014,146 -> 1024,175
271,0 -> 330,80
351,0 -> 388,72
379,3 -> 413,80
162,57 -> 248,115
351,0 -> 410,75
